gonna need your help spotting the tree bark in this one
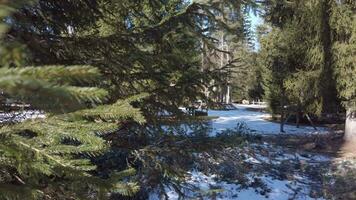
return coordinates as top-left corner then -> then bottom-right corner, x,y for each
345,109 -> 356,142
320,0 -> 339,114
280,106 -> 285,133
296,112 -> 300,128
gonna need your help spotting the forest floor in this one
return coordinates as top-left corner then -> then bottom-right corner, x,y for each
150,104 -> 356,200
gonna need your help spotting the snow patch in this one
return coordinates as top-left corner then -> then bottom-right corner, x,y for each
149,170 -> 324,200
209,104 -> 329,136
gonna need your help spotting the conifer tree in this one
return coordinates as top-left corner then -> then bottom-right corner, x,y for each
8,0 -> 256,114
259,0 -> 341,117
259,0 -> 355,136
259,1 -> 309,117
258,28 -> 291,116
1,0 -> 257,199
0,1 -> 142,199
331,0 -> 356,141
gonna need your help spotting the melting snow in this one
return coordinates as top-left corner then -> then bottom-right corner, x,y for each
149,170 -> 324,200
150,104 -> 331,200
209,104 -> 329,136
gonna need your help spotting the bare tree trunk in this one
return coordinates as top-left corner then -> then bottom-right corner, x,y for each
226,84 -> 231,104
296,112 -> 300,128
345,109 -> 356,142
280,107 -> 285,133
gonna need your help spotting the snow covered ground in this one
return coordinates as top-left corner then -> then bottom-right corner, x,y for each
149,148 -> 329,200
164,104 -> 329,136
149,171 -> 324,200
150,104 -> 331,200
209,104 -> 329,136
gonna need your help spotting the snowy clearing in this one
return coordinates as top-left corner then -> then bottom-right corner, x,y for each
149,144 -> 329,200
149,171 -> 324,200
209,104 -> 329,136
151,105 -> 332,200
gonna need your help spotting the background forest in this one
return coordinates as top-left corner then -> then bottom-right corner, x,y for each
0,0 -> 355,200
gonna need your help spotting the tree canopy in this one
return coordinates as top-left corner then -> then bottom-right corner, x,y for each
0,0 -> 256,199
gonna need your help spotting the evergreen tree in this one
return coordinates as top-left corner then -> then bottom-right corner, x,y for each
331,0 -> 356,141
0,1 -> 142,199
231,45 -> 263,102
259,0 -> 341,117
7,0 -> 228,115
1,0 -> 256,199
202,2 -> 255,104
258,27 -> 291,116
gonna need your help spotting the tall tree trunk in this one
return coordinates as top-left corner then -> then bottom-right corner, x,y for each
280,109 -> 285,133
320,0 -> 338,114
226,84 -> 231,104
345,109 -> 356,142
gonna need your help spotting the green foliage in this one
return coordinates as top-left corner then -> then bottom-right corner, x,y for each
0,66 -> 108,113
0,66 -> 144,199
331,1 -> 356,110
0,84 -> 143,199
0,2 -> 144,199
0,0 -> 257,199
258,0 -> 349,115
9,0 -> 255,114
75,93 -> 148,124
259,28 -> 291,114
231,46 -> 263,102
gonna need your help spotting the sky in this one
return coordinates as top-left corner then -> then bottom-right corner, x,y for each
248,10 -> 264,50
